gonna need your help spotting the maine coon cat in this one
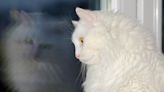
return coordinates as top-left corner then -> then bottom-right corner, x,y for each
72,7 -> 164,92
3,11 -> 82,92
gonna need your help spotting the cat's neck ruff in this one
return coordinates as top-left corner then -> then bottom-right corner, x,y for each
84,48 -> 157,92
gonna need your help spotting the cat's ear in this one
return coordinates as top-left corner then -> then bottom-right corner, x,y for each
20,11 -> 32,22
10,10 -> 32,24
76,7 -> 96,23
72,20 -> 78,27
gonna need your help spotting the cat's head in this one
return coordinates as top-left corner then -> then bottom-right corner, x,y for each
5,11 -> 73,63
72,8 -> 110,65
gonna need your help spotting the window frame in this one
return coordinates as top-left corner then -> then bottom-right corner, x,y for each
100,0 -> 162,52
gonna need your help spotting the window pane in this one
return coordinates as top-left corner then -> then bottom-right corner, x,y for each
0,0 -> 100,92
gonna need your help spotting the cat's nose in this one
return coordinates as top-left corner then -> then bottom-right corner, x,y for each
76,54 -> 80,59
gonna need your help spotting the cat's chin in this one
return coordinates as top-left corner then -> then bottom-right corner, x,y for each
79,55 -> 96,65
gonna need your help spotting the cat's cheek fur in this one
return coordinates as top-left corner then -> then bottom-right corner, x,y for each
80,55 -> 100,65
79,49 -> 99,65
80,59 -> 95,65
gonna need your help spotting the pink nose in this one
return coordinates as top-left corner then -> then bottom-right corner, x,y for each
76,54 -> 80,59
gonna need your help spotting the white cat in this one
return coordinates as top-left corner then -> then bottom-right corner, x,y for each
72,7 -> 164,92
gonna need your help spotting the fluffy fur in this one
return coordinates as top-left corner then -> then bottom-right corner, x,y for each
72,7 -> 164,92
3,11 -> 81,92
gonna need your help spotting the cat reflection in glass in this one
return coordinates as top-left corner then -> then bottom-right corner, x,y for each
3,11 -> 81,92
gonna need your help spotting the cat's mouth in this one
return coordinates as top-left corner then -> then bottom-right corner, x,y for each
79,55 -> 94,63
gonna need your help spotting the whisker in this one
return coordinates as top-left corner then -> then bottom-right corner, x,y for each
75,63 -> 86,84
81,63 -> 87,80
62,37 -> 71,39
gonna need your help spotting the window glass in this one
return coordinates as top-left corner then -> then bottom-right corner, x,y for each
0,0 -> 100,92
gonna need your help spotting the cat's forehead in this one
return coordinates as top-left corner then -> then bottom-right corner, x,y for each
73,24 -> 88,38
73,20 -> 104,36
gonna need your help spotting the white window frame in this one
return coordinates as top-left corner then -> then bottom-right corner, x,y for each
100,0 -> 162,52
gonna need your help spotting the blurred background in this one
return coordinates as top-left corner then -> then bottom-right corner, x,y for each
0,0 -> 100,92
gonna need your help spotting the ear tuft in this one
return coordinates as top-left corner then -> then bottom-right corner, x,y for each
20,11 -> 32,22
10,10 -> 20,22
75,7 -> 84,14
72,20 -> 78,27
10,10 -> 32,24
75,7 -> 96,24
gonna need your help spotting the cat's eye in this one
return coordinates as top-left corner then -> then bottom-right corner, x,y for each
40,44 -> 52,49
79,37 -> 84,44
25,38 -> 33,44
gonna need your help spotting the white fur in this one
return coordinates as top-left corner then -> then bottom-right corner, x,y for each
72,8 -> 164,92
3,12 -> 80,92
3,21 -> 64,92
